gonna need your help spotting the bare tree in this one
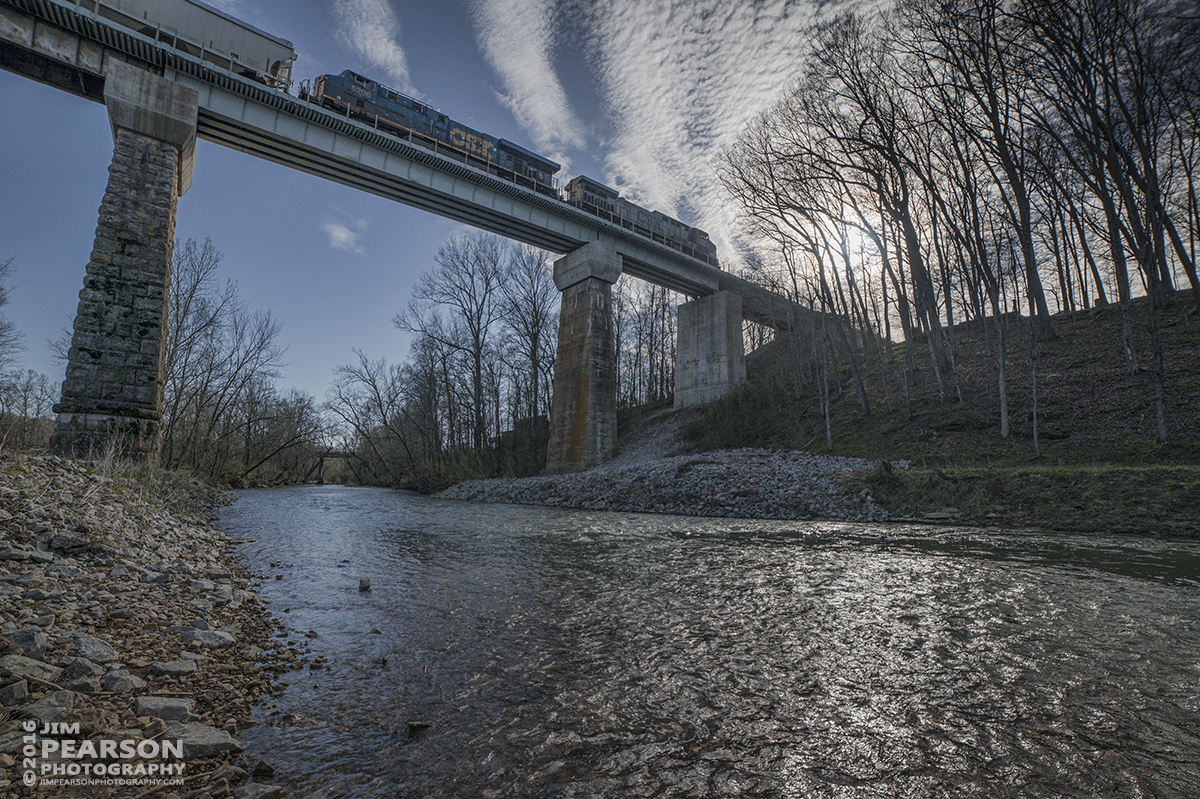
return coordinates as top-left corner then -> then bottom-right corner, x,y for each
158,238 -> 293,479
0,369 -> 55,451
0,256 -> 24,373
899,0 -> 1058,339
498,243 -> 558,421
395,231 -> 505,450
326,350 -> 417,483
1016,0 -> 1197,442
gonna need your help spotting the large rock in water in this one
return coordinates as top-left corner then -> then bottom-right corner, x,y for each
165,721 -> 245,759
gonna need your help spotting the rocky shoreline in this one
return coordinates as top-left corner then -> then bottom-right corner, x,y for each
0,455 -> 297,798
440,440 -> 905,523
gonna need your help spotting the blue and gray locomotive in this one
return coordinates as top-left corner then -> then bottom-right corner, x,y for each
302,69 -> 718,268
302,70 -> 559,197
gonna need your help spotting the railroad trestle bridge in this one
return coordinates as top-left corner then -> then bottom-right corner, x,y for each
0,0 -> 806,471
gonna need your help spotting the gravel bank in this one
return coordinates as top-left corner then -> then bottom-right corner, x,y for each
440,441 -> 905,522
0,455 -> 296,798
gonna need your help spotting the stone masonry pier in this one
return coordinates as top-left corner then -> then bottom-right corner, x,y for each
545,243 -> 621,473
545,244 -> 752,473
49,60 -> 197,460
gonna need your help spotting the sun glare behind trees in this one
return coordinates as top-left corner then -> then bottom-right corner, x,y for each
720,0 -> 1200,450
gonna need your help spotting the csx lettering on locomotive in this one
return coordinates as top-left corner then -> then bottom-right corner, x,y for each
450,129 -> 494,159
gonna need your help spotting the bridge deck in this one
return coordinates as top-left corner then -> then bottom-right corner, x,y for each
0,0 -> 804,328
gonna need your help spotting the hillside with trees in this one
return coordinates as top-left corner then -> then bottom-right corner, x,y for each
708,0 -> 1198,455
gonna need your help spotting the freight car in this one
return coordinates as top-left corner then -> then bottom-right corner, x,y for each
301,70 -> 561,197
71,0 -> 295,89
564,176 -> 719,267
301,69 -> 718,267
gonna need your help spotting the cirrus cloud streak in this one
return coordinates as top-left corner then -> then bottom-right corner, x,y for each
333,0 -> 419,97
586,0 -> 860,265
469,0 -> 585,161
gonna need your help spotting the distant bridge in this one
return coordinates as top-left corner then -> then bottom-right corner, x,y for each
304,451 -> 354,485
0,0 -> 806,471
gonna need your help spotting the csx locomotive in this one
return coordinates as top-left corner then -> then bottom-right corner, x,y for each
301,70 -> 561,197
302,70 -> 719,268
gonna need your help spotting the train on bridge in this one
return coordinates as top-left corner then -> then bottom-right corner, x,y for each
301,70 -> 720,268
72,0 -> 719,268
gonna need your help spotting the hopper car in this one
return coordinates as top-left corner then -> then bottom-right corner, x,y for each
65,0 -> 295,89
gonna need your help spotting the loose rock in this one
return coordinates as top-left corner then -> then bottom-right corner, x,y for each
0,679 -> 29,706
166,720 -> 247,758
0,654 -> 64,683
20,690 -> 81,723
151,658 -> 199,676
4,626 -> 48,654
0,455 -> 291,797
134,695 -> 196,721
74,634 -> 120,663
440,444 -> 907,523
234,784 -> 287,799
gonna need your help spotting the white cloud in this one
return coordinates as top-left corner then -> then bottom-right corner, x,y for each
584,0 -> 861,266
470,0 -> 585,159
321,220 -> 368,255
333,0 -> 418,96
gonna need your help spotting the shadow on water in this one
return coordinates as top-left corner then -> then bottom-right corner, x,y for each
220,485 -> 1200,798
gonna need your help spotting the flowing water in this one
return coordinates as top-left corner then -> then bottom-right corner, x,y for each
218,485 -> 1200,798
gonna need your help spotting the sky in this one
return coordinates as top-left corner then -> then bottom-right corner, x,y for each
0,0 -> 858,400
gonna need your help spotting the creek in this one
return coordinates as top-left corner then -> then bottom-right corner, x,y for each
219,485 -> 1200,798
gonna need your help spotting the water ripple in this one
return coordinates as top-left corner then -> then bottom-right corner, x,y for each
219,486 -> 1200,798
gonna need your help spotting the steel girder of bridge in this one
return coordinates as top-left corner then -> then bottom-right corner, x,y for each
0,0 -> 801,328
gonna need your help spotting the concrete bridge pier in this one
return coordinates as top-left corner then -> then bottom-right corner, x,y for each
50,60 -> 198,461
674,291 -> 746,408
545,242 -> 622,473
